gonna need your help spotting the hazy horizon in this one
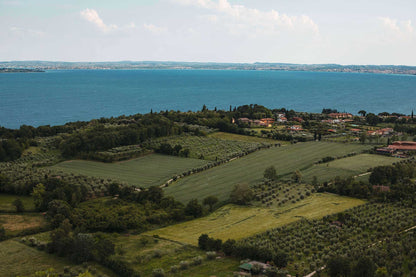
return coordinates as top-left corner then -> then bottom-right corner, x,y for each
1,0 -> 416,65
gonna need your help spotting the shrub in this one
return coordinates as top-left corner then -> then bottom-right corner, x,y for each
191,256 -> 203,266
179,260 -> 189,270
152,268 -> 165,277
206,251 -> 217,260
170,265 -> 179,273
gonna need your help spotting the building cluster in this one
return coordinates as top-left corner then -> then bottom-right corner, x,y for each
377,141 -> 416,157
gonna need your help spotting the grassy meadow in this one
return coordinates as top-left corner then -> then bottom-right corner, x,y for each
50,154 -> 209,187
0,213 -> 47,235
208,131 -> 287,144
0,194 -> 36,212
0,240 -> 74,277
165,142 -> 371,203
302,153 -> 398,183
112,234 -> 239,277
145,193 -> 365,245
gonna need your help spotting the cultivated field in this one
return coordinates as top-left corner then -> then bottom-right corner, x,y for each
208,131 -> 286,144
301,153 -> 398,183
112,234 -> 239,277
165,142 -> 371,203
50,154 -> 209,187
145,193 -> 365,245
0,194 -> 36,212
0,214 -> 47,235
0,240 -> 73,277
145,134 -> 272,161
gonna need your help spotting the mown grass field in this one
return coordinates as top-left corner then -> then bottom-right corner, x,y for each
0,240 -> 74,277
302,154 -> 398,183
0,194 -> 36,212
112,234 -> 239,277
165,142 -> 371,203
208,131 -> 287,144
50,154 -> 209,187
0,213 -> 47,235
146,193 -> 365,245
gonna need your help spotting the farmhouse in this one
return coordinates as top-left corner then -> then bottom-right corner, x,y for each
328,113 -> 353,119
387,141 -> 416,151
239,261 -> 271,274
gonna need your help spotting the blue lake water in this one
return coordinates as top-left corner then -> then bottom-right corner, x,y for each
0,69 -> 415,129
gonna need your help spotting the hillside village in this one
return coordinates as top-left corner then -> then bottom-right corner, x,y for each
0,105 -> 416,277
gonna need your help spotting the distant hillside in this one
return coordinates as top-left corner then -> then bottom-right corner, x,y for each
1,61 -> 416,75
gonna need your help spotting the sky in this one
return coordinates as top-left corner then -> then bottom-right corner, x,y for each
1,0 -> 415,65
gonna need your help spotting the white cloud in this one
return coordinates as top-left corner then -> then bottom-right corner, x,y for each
80,8 -> 118,32
143,23 -> 167,34
173,0 -> 319,35
379,17 -> 414,35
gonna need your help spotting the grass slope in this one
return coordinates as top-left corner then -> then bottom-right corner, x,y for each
0,240 -> 73,277
112,234 -> 239,277
208,131 -> 287,144
146,193 -> 365,245
0,213 -> 47,235
0,194 -> 36,212
165,142 -> 370,203
50,154 -> 209,187
302,154 -> 398,183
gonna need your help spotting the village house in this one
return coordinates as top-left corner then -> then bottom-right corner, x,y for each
328,112 -> 353,119
260,118 -> 275,127
288,125 -> 303,131
239,261 -> 271,274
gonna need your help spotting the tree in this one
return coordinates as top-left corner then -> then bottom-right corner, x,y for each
358,110 -> 367,117
351,256 -> 375,277
198,234 -> 209,250
0,225 -> 5,241
327,256 -> 351,277
13,198 -> 24,213
230,184 -> 254,205
359,132 -> 367,144
292,170 -> 302,183
185,199 -> 203,218
203,195 -> 218,212
32,183 -> 46,211
222,239 -> 236,256
264,166 -> 278,180
108,183 -> 120,196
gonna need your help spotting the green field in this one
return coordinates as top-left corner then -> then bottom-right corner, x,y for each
112,234 -> 239,277
0,240 -> 74,277
50,154 -> 209,187
302,153 -> 398,183
0,194 -> 36,212
165,142 -> 371,203
145,193 -> 365,245
208,131 -> 286,144
145,134 -> 272,161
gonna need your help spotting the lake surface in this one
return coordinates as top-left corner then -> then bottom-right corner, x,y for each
1,69 -> 415,129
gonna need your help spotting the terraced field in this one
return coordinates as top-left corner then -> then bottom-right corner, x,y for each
146,193 -> 365,245
165,142 -> 371,203
301,153 -> 398,183
51,154 -> 209,187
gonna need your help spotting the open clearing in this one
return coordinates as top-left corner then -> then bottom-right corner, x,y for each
0,213 -> 47,234
50,154 -> 209,187
145,193 -> 365,245
0,240 -> 73,277
165,142 -> 371,203
0,194 -> 36,212
302,154 -> 398,183
112,234 -> 239,277
208,131 -> 287,144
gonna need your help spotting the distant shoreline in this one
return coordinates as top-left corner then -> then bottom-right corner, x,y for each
1,61 -> 416,75
0,68 -> 45,73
